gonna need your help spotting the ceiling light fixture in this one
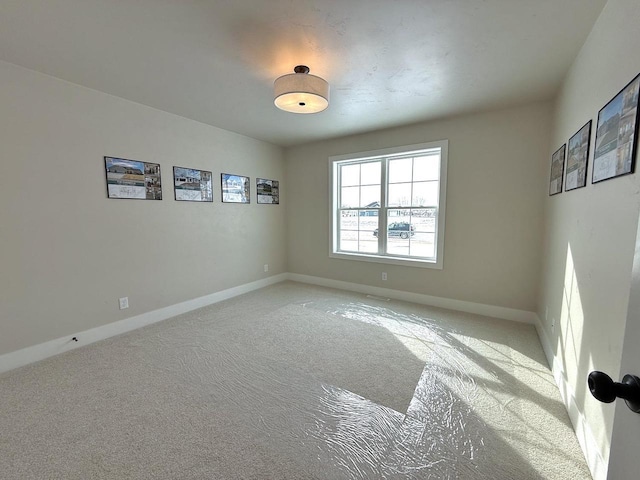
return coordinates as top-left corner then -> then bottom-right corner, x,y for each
274,65 -> 329,114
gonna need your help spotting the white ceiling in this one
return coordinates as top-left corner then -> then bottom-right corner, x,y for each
0,0 -> 607,147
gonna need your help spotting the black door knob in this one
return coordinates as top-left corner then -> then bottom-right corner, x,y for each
588,371 -> 640,413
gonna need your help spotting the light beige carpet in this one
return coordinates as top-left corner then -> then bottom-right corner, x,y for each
0,281 -> 591,479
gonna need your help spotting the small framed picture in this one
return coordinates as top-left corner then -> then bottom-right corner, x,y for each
565,120 -> 592,192
549,144 -> 566,196
173,167 -> 213,202
221,173 -> 250,203
257,178 -> 280,204
105,156 -> 162,200
592,73 -> 640,184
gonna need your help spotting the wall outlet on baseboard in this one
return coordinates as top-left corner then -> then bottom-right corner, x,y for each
382,272 -> 387,281
119,297 -> 129,310
264,264 -> 269,272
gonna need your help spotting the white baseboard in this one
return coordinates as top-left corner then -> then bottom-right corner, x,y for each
287,273 -> 538,324
0,273 -> 540,375
534,315 -> 607,480
0,273 -> 288,375
533,315 -> 555,370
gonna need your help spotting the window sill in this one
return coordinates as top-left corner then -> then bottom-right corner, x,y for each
329,251 -> 443,269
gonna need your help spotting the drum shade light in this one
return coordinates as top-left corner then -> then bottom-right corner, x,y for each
274,65 -> 329,114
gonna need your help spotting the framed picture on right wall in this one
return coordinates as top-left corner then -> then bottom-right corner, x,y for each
592,73 -> 640,183
549,144 -> 566,196
565,120 -> 591,192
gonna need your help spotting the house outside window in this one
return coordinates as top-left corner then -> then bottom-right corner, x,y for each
329,140 -> 448,269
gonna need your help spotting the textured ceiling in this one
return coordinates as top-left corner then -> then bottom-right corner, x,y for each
0,0 -> 607,146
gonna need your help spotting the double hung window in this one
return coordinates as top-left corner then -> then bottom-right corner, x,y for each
329,140 -> 447,268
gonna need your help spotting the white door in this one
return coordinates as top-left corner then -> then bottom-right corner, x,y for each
606,224 -> 640,478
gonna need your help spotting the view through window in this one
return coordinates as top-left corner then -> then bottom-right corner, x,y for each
330,141 -> 447,268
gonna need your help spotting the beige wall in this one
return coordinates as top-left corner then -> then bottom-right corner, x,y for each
0,60 -> 286,356
285,102 -> 551,312
539,0 -> 640,473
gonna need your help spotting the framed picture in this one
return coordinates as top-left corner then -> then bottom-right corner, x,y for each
105,156 -> 162,200
592,73 -> 640,183
221,173 -> 250,203
257,178 -> 280,204
549,144 -> 566,196
565,120 -> 592,191
173,167 -> 213,202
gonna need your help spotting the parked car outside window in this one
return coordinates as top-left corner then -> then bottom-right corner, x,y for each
373,222 -> 415,239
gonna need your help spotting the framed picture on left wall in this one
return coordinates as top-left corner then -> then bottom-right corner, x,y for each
221,173 -> 250,203
549,144 -> 566,196
105,156 -> 162,200
173,166 -> 213,202
257,178 -> 280,204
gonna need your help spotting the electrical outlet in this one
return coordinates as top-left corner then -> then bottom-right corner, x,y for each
264,264 -> 269,272
119,297 -> 129,310
382,272 -> 387,281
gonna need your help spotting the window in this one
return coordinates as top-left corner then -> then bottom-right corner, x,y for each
329,140 -> 448,268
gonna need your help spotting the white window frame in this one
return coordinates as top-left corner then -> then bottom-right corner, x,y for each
329,140 -> 448,269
